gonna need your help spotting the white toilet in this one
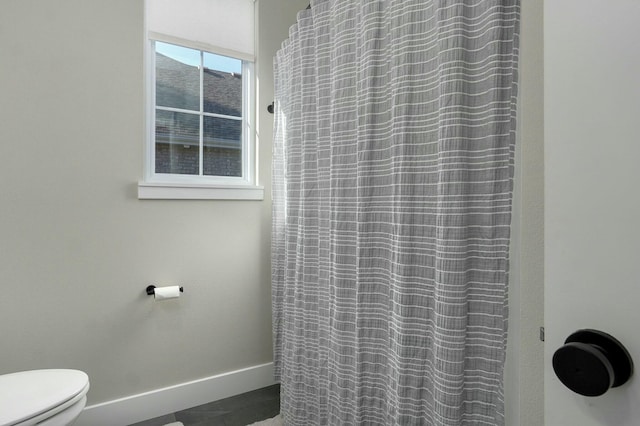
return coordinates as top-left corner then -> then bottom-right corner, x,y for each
0,369 -> 90,426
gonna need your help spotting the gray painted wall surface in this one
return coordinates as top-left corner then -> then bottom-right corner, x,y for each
507,0 -> 545,424
0,0 -> 305,405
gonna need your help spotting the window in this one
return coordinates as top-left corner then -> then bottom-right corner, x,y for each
154,41 -> 246,177
139,0 -> 260,200
138,39 -> 262,200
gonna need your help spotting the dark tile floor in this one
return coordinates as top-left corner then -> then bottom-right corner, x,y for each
129,384 -> 280,426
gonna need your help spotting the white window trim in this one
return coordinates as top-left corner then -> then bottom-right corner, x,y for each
137,181 -> 264,200
138,33 -> 263,200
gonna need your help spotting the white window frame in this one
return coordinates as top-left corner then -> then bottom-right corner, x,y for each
138,33 -> 263,200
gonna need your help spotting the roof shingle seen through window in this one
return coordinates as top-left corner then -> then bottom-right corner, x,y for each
155,52 -> 242,117
155,52 -> 243,148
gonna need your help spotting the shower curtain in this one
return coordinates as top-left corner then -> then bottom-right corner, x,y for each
272,1 -> 520,424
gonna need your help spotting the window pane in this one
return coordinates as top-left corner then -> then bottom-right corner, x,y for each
203,116 -> 242,177
203,52 -> 242,116
155,110 -> 200,175
155,42 -> 200,111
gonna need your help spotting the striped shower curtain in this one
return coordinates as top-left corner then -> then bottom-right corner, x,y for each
271,1 -> 520,424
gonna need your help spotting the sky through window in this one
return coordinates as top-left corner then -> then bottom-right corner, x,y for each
155,41 -> 242,74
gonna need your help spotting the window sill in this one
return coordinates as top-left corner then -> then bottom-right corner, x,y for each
138,181 -> 264,200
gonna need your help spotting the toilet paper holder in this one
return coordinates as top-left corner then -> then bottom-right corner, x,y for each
146,285 -> 184,296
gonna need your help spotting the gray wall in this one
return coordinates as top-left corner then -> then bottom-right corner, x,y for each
0,0 -> 305,405
504,0 -> 545,424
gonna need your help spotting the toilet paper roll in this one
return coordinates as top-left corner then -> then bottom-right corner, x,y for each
153,286 -> 181,300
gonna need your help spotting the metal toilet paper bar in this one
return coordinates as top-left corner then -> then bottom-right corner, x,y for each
145,285 -> 184,296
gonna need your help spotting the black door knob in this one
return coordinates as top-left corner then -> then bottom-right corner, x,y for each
552,329 -> 633,396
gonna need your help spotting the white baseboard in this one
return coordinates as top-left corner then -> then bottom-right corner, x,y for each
75,362 -> 277,426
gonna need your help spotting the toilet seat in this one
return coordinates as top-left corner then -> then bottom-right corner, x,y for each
0,369 -> 90,426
